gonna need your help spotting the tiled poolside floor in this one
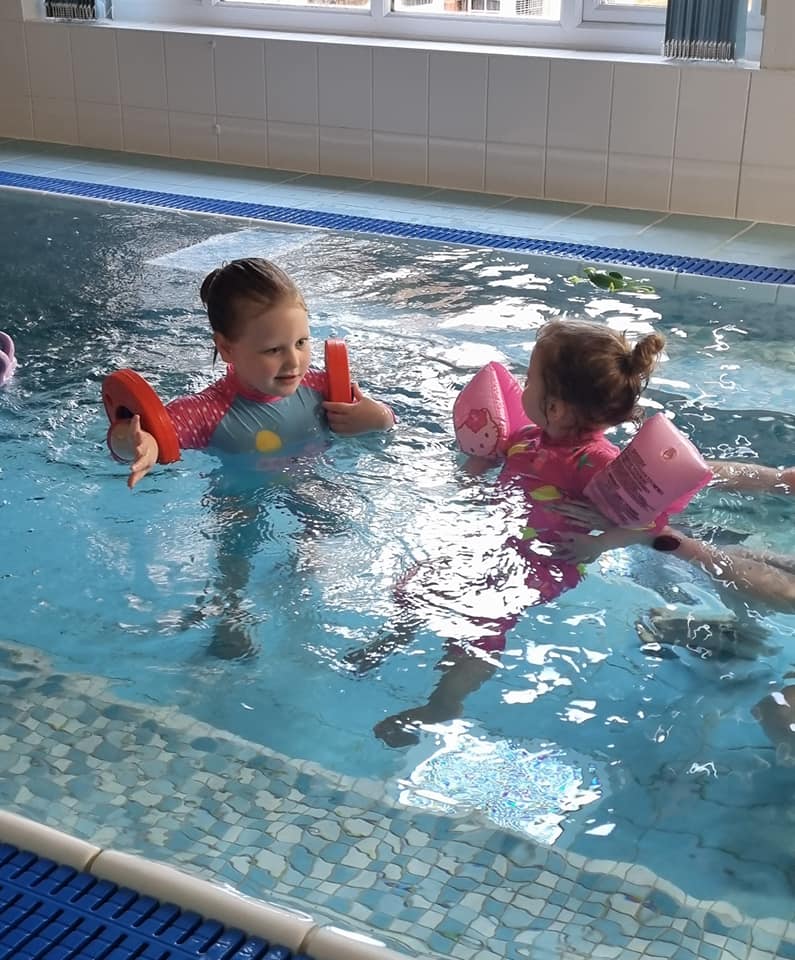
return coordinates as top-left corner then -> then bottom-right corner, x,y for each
2,138 -> 795,283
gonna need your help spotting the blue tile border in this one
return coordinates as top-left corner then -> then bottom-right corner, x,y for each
2,168 -> 795,286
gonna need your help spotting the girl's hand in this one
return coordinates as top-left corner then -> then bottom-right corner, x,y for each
550,532 -> 607,565
552,524 -> 659,563
114,414 -> 159,489
128,416 -> 159,488
546,498 -> 614,532
323,383 -> 394,435
464,455 -> 500,476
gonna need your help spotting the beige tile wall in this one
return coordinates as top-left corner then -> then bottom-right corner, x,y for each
0,4 -> 793,223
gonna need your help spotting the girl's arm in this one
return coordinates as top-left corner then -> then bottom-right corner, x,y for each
665,531 -> 795,612
708,460 -> 794,495
566,521 -> 795,613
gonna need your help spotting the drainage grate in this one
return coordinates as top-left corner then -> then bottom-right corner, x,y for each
0,843 -> 314,960
2,168 -> 793,286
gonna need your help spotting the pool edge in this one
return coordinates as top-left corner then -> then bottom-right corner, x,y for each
0,809 -> 417,960
1,169 -> 794,303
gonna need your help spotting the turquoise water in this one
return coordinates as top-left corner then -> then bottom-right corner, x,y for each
2,188 -> 795,917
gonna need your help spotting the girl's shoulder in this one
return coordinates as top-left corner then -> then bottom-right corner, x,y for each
167,373 -> 234,410
301,368 -> 328,394
568,433 -> 621,476
165,375 -> 237,449
505,423 -> 542,454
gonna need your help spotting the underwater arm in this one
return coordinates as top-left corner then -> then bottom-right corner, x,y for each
463,455 -> 501,476
553,525 -> 656,564
666,531 -> 795,613
708,460 -> 794,495
561,516 -> 795,611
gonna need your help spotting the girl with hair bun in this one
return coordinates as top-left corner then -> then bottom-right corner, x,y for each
356,318 -> 675,745
356,318 -> 795,747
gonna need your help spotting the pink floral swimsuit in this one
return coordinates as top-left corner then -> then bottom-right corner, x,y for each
393,422 -> 626,656
498,423 -> 622,607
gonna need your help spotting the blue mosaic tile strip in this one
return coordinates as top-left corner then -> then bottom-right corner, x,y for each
0,843 -> 314,960
2,168 -> 794,285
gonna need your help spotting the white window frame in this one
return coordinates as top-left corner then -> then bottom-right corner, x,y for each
107,0 -> 760,56
109,0 -> 664,52
582,0 -> 666,26
747,0 -> 764,30
583,0 -> 764,51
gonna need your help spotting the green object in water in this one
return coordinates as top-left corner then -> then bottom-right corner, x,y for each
568,267 -> 655,294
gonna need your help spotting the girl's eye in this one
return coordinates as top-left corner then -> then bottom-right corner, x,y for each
297,338 -> 309,348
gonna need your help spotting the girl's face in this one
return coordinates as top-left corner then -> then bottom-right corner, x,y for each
215,298 -> 311,397
521,346 -> 548,428
522,345 -> 571,437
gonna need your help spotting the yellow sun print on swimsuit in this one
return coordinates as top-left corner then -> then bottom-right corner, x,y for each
255,430 -> 283,453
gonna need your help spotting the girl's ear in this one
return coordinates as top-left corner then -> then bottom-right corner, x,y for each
546,397 -> 575,432
545,396 -> 561,423
213,332 -> 234,364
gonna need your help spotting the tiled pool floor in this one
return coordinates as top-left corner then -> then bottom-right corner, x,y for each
2,138 -> 795,283
1,638 -> 794,960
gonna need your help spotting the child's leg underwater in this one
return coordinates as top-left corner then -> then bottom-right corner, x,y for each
373,644 -> 502,748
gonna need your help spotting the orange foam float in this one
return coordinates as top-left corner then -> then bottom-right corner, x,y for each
102,368 -> 181,464
324,338 -> 352,402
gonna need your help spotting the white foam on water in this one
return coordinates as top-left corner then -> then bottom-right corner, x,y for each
147,227 -> 316,273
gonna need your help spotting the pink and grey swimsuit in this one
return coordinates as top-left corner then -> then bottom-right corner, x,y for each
165,366 -> 332,456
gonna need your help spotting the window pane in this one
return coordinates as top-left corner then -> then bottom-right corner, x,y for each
392,0 -> 559,18
220,0 -> 370,7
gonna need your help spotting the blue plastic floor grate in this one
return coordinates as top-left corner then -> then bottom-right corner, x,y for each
0,843 -> 315,960
1,168 -> 794,286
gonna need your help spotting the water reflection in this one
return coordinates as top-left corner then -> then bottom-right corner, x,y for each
398,726 -> 605,845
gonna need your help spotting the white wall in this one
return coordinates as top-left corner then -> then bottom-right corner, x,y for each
1,0 -> 794,224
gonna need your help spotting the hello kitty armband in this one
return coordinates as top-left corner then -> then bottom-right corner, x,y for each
453,364 -> 712,524
453,362 -> 528,459
0,331 -> 16,387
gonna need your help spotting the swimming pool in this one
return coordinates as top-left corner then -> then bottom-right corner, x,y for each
3,184 -> 795,958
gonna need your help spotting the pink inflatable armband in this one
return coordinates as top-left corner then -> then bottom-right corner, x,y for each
0,332 -> 16,387
453,362 -> 529,458
584,413 -> 712,527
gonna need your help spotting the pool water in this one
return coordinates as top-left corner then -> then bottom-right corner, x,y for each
2,188 -> 795,921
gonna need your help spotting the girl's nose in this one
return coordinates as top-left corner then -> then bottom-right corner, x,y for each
282,348 -> 299,370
